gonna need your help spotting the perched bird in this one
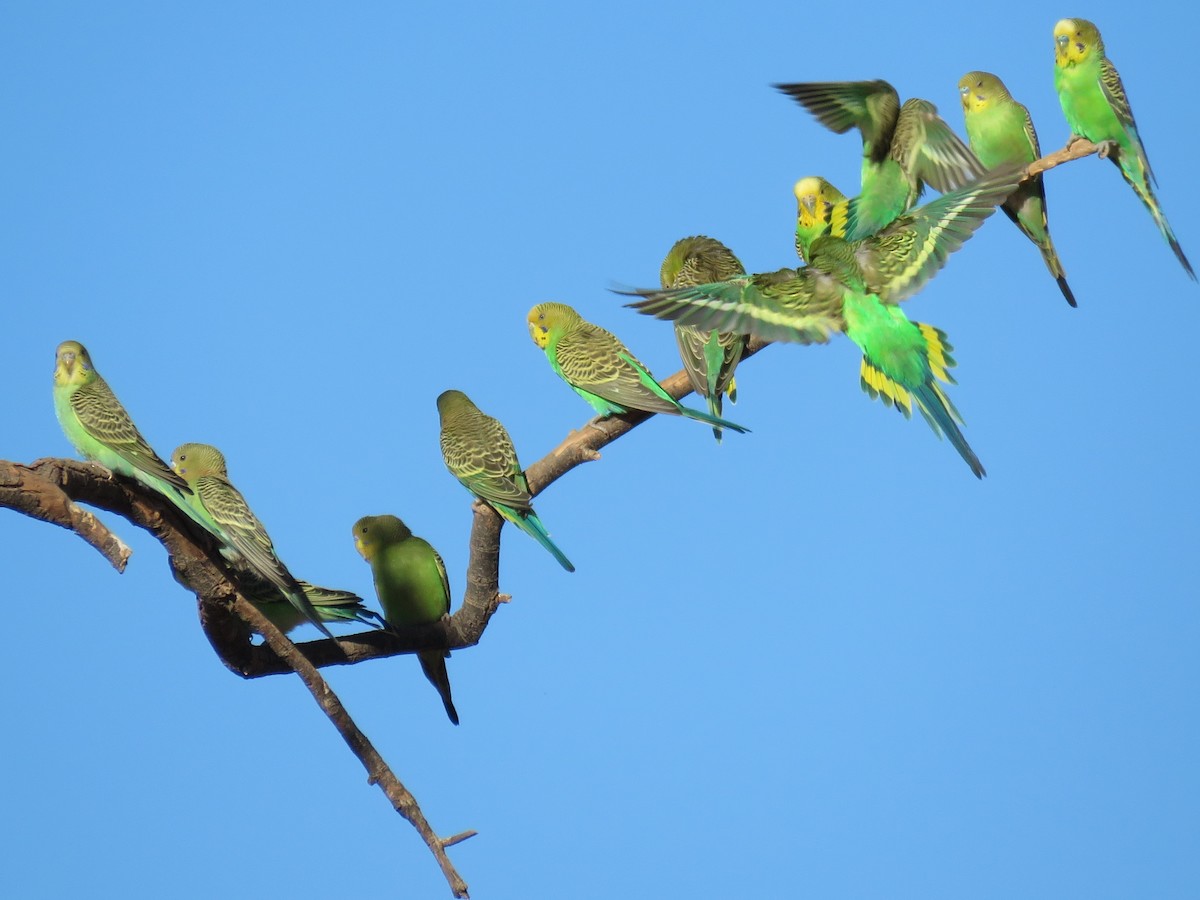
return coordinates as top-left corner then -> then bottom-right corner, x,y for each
436,389 -> 574,573
170,443 -> 334,640
353,515 -> 459,725
660,236 -> 750,443
618,166 -> 1026,478
959,70 -> 1077,306
1053,18 -> 1193,278
53,340 -> 194,505
775,80 -> 984,240
526,302 -> 750,435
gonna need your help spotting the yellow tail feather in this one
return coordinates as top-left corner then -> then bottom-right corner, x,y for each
859,358 -> 913,418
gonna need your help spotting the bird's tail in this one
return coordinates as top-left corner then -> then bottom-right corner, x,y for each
1038,242 -> 1078,307
501,505 -> 576,573
1114,152 -> 1195,279
858,322 -> 986,478
677,403 -> 750,435
703,332 -> 728,444
418,650 -> 459,726
301,582 -> 387,629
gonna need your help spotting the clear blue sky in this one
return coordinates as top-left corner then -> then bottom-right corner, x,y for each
4,3 -> 1198,898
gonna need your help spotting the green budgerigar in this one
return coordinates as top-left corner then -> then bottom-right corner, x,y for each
775,80 -> 985,240
53,340 -> 194,506
959,70 -> 1076,306
353,515 -> 459,725
170,443 -> 334,640
661,236 -> 750,443
1053,18 -> 1193,278
619,165 -> 1026,478
437,389 -> 574,572
526,302 -> 750,435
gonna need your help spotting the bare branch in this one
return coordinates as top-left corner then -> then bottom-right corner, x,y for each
0,460 -> 132,571
230,595 -> 474,899
1027,137 -> 1102,179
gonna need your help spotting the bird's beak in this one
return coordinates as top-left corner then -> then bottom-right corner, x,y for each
1056,34 -> 1069,52
800,196 -> 816,218
58,351 -> 76,373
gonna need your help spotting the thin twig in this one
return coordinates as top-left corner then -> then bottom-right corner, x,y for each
230,595 -> 474,899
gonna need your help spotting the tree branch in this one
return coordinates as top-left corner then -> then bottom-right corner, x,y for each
1,458 -> 476,897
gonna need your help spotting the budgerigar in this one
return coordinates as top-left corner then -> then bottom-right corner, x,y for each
619,165 -> 1026,478
53,340 -> 194,507
170,443 -> 334,640
437,389 -> 574,573
775,80 -> 985,240
526,302 -> 750,435
661,236 -> 749,443
1053,18 -> 1193,278
959,70 -> 1077,306
353,515 -> 459,726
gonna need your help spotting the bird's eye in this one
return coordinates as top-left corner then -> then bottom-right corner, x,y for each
178,454 -> 186,461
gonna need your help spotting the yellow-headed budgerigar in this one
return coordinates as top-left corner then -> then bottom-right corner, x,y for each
959,70 -> 1076,306
526,302 -> 750,435
1053,18 -> 1193,278
353,514 -> 459,725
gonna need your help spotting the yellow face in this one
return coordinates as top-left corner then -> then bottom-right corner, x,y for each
352,516 -> 377,561
54,339 -> 92,386
794,177 -> 818,224
1055,18 -> 1098,66
957,72 -> 996,115
352,514 -> 409,560
793,177 -> 839,229
527,304 -> 552,349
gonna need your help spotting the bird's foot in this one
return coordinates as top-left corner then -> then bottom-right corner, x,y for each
1096,139 -> 1120,160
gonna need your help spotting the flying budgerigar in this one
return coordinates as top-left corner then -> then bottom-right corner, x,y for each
53,340 -> 197,510
170,442 -> 335,640
660,236 -> 750,443
959,70 -> 1077,307
619,165 -> 1026,477
526,302 -> 750,435
1053,18 -> 1193,278
436,389 -> 574,572
353,514 -> 459,725
775,80 -> 985,240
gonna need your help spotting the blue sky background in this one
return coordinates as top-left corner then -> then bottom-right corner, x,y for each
3,3 -> 1198,897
